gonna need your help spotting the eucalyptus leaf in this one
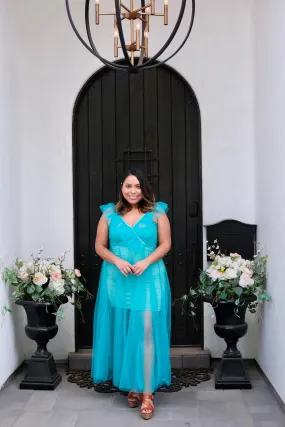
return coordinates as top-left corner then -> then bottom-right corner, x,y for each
219,290 -> 227,300
234,287 -> 243,297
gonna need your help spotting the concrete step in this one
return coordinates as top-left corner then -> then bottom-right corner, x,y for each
68,347 -> 211,371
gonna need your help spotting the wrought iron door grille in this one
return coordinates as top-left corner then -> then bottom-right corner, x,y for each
116,147 -> 159,183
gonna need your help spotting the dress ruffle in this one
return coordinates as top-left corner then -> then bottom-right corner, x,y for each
100,203 -> 116,223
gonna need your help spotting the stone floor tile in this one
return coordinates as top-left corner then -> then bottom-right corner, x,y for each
0,389 -> 34,411
242,389 -> 278,406
12,410 -> 79,427
0,409 -> 22,427
24,390 -> 58,411
250,408 -> 285,423
53,389 -> 113,411
197,389 -> 243,402
248,405 -> 283,415
199,399 -> 229,419
252,422 -> 284,427
12,411 -> 50,427
153,391 -> 198,409
76,410 -> 192,427
200,417 -> 254,427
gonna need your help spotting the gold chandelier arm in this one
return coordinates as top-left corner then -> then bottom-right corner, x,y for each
139,16 -> 148,23
120,3 -> 131,12
133,3 -> 152,14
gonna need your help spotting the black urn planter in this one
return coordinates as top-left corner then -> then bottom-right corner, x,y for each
204,295 -> 257,390
16,297 -> 68,390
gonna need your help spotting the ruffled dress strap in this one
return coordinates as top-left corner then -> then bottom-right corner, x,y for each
100,203 -> 116,223
154,201 -> 169,218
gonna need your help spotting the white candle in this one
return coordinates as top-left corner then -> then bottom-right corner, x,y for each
164,0 -> 168,25
95,0 -> 100,25
144,30 -> 148,57
114,26 -> 118,57
136,21 -> 140,50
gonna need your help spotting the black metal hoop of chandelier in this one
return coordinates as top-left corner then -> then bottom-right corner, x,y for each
66,0 -> 195,72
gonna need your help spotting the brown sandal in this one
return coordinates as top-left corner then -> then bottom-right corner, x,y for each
127,391 -> 141,408
141,393 -> 154,420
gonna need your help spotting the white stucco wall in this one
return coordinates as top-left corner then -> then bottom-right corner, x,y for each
254,0 -> 285,404
1,0 -> 256,361
0,2 -> 25,388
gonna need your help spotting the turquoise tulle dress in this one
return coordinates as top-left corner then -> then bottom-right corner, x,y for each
91,202 -> 171,393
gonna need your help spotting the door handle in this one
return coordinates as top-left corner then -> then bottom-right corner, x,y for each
189,202 -> 199,218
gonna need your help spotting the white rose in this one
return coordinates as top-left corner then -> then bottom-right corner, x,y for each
222,257 -> 232,268
231,261 -> 240,270
33,272 -> 48,287
74,269 -> 81,277
18,267 -> 29,281
230,253 -> 241,258
240,266 -> 253,276
49,278 -> 65,296
27,261 -> 35,273
50,265 -> 61,274
239,273 -> 254,288
224,268 -> 238,280
207,268 -> 223,280
39,260 -> 50,275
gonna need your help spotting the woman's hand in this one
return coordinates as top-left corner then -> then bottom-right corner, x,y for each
115,258 -> 133,277
132,259 -> 150,276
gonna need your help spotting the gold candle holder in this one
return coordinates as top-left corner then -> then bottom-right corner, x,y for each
151,0 -> 155,15
114,27 -> 119,57
95,0 -> 100,25
144,30 -> 148,57
145,6 -> 151,31
136,21 -> 140,51
130,12 -> 134,65
164,0 -> 168,25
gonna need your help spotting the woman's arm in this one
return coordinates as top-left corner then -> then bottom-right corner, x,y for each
146,214 -> 171,264
95,215 -> 133,276
132,214 -> 171,276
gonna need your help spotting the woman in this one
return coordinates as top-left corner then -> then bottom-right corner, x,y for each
91,169 -> 171,420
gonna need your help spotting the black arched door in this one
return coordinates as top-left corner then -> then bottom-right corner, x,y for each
73,64 -> 203,349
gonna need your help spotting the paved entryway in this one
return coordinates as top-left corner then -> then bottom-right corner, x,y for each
0,365 -> 284,427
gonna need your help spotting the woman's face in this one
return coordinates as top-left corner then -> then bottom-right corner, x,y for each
121,174 -> 143,206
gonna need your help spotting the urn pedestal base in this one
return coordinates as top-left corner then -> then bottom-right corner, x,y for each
215,352 -> 251,390
20,351 -> 62,390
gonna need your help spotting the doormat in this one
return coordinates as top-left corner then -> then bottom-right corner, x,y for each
66,368 -> 212,393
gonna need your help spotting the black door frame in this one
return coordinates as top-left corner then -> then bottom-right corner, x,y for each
72,61 -> 203,350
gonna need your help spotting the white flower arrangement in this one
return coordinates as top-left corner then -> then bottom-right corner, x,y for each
206,249 -> 255,288
2,249 -> 92,318
180,241 -> 271,319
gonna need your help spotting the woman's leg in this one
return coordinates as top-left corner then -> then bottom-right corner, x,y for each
141,310 -> 155,419
143,310 -> 153,393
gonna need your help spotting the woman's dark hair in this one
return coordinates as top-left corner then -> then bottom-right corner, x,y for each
116,169 -> 155,215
